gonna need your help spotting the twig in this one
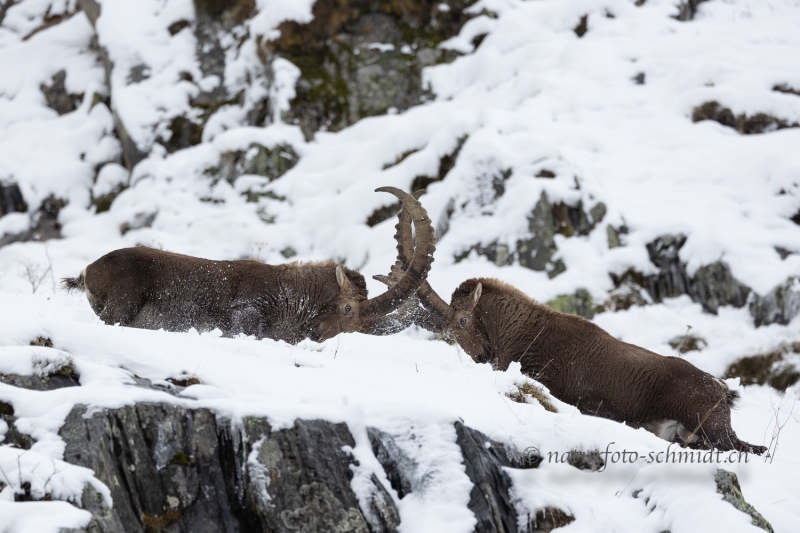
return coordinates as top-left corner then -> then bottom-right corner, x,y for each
765,391 -> 795,462
251,241 -> 268,262
677,325 -> 693,355
18,256 -> 52,294
44,245 -> 56,292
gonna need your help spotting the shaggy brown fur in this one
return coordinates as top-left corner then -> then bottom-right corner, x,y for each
62,187 -> 436,344
382,200 -> 766,454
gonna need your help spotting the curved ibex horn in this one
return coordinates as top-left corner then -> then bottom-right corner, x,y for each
391,190 -> 455,325
360,187 -> 436,319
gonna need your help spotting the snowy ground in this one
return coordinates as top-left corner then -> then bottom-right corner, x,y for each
1,0 -> 800,531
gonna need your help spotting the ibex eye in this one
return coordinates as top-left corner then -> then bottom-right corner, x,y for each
344,304 -> 352,314
459,316 -> 468,327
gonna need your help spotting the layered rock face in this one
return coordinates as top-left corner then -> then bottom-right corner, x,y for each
54,403 -> 539,533
60,404 -> 399,533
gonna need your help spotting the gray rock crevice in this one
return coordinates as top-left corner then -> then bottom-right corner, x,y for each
59,403 -> 400,533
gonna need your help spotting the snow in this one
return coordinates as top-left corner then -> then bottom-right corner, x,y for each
1,0 -> 800,531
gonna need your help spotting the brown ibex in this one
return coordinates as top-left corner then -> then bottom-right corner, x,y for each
62,187 -> 435,344
379,195 -> 766,454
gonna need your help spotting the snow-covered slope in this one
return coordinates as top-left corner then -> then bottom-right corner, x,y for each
1,0 -> 799,531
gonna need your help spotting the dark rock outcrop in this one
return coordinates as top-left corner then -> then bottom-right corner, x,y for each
515,193 -> 604,277
267,0 -> 477,140
715,469 -> 774,533
205,143 -> 300,187
774,84 -> 800,97
0,195 -> 65,247
454,421 -> 527,533
40,70 -> 83,115
0,181 -> 27,217
725,342 -> 800,391
370,421 -> 551,533
692,101 -> 799,134
545,289 -> 595,319
451,191 -> 605,278
60,403 -> 400,533
674,0 -> 709,21
610,234 -> 751,314
750,277 -> 800,326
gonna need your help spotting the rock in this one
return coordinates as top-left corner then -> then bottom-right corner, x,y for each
715,469 -> 774,533
689,261 -> 751,314
40,70 -> 83,115
369,422 -> 544,532
156,0 -> 258,153
517,194 -> 603,275
454,421 -> 528,533
642,234 -> 750,314
725,342 -> 800,391
92,163 -> 129,213
119,212 -> 157,236
564,450 -> 604,472
606,223 -> 627,249
455,241 -> 514,267
78,0 -> 265,166
60,403 -> 400,533
598,274 -> 650,313
0,181 -> 27,217
515,192 -> 563,276
526,507 -> 575,533
267,1 -> 477,140
601,235 -> 752,314
206,143 -> 300,186
774,84 -> 800,97
673,0 -> 709,21
78,0 -> 147,171
750,277 -> 800,327
0,372 -> 79,391
367,428 -> 416,499
1,372 -> 79,450
573,15 -> 588,38
367,202 -> 402,227
692,101 -> 799,134
546,289 -> 594,319
0,195 -> 66,248
453,191 -> 604,278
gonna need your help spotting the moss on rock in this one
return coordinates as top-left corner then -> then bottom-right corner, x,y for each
266,0 -> 478,139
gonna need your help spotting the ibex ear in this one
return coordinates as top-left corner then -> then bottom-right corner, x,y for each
468,282 -> 482,310
336,265 -> 352,291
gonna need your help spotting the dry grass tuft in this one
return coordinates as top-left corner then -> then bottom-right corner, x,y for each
507,381 -> 558,413
167,373 -> 202,388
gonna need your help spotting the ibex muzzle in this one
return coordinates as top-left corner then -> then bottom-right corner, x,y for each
62,187 -> 435,344
379,195 -> 766,455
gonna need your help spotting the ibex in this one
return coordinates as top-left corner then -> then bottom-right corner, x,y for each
62,187 -> 435,344
379,195 -> 766,454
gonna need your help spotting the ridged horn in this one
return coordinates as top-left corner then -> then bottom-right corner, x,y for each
360,187 -> 436,319
392,191 -> 455,325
